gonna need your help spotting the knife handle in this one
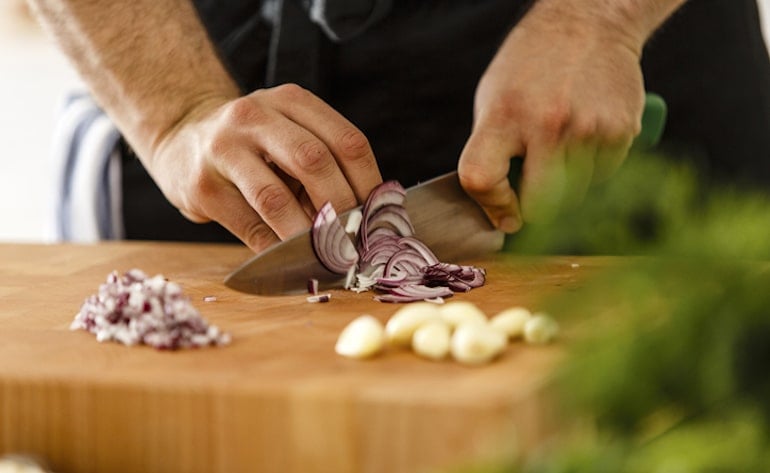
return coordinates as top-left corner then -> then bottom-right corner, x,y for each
507,92 -> 668,189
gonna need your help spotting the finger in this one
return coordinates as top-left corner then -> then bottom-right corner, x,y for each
272,166 -> 315,217
255,114 -> 360,214
562,140 -> 597,208
199,182 -> 281,252
519,141 -> 568,224
458,126 -> 524,233
179,208 -> 211,224
262,84 -> 382,203
218,148 -> 313,240
593,133 -> 634,182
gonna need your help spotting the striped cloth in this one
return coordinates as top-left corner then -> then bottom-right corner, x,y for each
47,92 -> 123,242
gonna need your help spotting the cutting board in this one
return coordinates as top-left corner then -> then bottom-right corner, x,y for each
0,242 -> 612,473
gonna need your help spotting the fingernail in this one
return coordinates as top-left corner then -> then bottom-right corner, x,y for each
499,216 -> 522,233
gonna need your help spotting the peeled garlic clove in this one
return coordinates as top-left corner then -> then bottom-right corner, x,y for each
412,320 -> 451,361
523,313 -> 559,344
439,301 -> 487,329
450,323 -> 507,365
490,307 -> 532,339
335,315 -> 385,359
385,302 -> 441,346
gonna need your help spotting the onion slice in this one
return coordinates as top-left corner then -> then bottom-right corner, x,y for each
311,202 -> 359,274
310,180 -> 487,302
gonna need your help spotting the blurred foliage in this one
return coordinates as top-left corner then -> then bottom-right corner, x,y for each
505,152 -> 770,259
461,152 -> 770,472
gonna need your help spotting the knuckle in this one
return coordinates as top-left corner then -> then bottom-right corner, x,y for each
604,119 -> 635,144
458,164 -> 496,195
206,132 -> 232,158
253,183 -> 292,219
293,139 -> 331,174
187,169 -> 219,202
242,220 -> 277,251
223,97 -> 267,127
571,116 -> 598,140
539,103 -> 571,138
272,83 -> 309,101
483,101 -> 523,128
337,128 -> 372,163
175,171 -> 219,220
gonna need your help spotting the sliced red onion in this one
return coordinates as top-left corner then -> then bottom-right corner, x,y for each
311,202 -> 359,274
374,284 -> 454,303
307,293 -> 332,303
361,234 -> 402,266
310,180 -> 487,303
364,205 -> 414,239
308,278 -> 319,295
358,181 -> 407,251
383,248 -> 432,278
375,272 -> 424,288
396,237 -> 439,266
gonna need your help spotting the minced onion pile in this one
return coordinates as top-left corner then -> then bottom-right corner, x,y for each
71,269 -> 230,350
311,180 -> 486,302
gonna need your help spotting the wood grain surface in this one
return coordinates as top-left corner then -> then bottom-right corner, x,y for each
0,242 -> 612,473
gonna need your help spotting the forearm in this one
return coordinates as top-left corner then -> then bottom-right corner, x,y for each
521,0 -> 688,54
26,0 -> 240,161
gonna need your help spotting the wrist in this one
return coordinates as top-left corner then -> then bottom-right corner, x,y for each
146,91 -> 233,156
522,0 -> 687,56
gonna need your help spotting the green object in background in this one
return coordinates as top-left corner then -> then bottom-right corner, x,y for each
633,92 -> 667,152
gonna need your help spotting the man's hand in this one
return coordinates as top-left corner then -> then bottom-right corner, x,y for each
27,0 -> 381,252
458,0 -> 686,232
151,84 -> 381,251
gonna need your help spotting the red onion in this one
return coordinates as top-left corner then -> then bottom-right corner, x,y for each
71,269 -> 231,349
310,180 -> 487,302
311,202 -> 359,274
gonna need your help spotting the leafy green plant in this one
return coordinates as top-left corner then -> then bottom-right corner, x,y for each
460,152 -> 770,472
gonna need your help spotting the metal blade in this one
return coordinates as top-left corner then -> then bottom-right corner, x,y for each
224,171 -> 504,295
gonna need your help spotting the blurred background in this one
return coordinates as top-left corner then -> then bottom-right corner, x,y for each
1,0 -> 770,243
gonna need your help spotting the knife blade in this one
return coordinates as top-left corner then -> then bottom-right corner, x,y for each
224,171 -> 503,295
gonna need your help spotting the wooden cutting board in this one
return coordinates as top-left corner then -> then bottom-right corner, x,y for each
0,242 -> 612,473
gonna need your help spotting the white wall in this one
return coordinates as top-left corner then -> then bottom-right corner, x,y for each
0,3 -> 80,242
2,1 -> 770,243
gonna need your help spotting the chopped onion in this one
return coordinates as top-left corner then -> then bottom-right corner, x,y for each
307,293 -> 332,303
310,180 -> 487,302
71,269 -> 230,350
308,278 -> 319,295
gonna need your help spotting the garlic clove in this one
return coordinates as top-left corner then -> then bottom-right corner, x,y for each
335,315 -> 385,359
523,313 -> 559,344
439,301 -> 488,329
412,320 -> 451,361
385,302 -> 441,346
450,322 -> 507,365
490,306 -> 532,340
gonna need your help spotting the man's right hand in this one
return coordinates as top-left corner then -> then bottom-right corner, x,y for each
26,0 -> 381,252
149,84 -> 383,252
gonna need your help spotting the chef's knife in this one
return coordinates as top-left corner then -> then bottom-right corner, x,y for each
225,93 -> 667,295
225,171 -> 502,294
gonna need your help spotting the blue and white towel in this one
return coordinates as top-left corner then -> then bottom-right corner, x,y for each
47,92 -> 123,243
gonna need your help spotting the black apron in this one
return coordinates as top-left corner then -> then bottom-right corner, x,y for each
121,0 -> 770,243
